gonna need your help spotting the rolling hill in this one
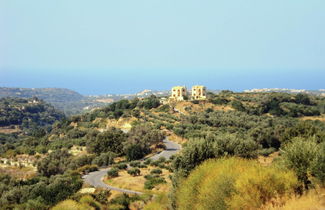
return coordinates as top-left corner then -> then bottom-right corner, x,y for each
0,87 -> 105,115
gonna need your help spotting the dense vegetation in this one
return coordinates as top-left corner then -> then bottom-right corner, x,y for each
170,113 -> 325,175
0,88 -> 84,103
0,95 -> 165,209
0,97 -> 65,128
0,172 -> 82,209
0,92 -> 324,209
0,87 -> 106,115
167,92 -> 325,209
210,91 -> 324,117
81,95 -> 160,121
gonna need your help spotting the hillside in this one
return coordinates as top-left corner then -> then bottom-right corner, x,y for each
0,87 -> 170,115
0,97 -> 65,129
244,88 -> 325,96
0,97 -> 65,147
0,92 -> 324,209
0,87 -> 83,102
0,87 -> 106,115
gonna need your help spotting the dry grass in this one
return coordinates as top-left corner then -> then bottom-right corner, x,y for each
69,146 -> 87,156
1,154 -> 39,167
173,101 -> 233,115
130,200 -> 146,210
0,165 -> 36,179
258,152 -> 280,166
0,126 -> 21,134
300,115 -> 325,122
114,156 -> 127,163
263,188 -> 325,210
104,117 -> 137,130
164,130 -> 187,144
143,193 -> 169,210
108,191 -> 125,201
95,98 -> 114,103
70,121 -> 78,128
79,187 -> 96,194
143,147 -> 165,159
52,199 -> 93,210
104,166 -> 171,193
105,171 -> 146,192
212,105 -> 234,112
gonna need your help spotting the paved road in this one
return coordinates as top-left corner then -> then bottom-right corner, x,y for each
149,138 -> 181,161
82,137 -> 181,194
83,168 -> 143,194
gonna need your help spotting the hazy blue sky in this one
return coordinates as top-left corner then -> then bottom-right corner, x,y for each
1,0 -> 324,94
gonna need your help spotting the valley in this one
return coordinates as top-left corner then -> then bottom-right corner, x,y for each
0,91 -> 324,209
2,1 -> 324,209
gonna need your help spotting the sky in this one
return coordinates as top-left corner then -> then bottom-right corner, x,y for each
0,0 -> 324,95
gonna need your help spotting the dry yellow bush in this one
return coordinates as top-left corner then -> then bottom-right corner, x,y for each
263,188 -> 325,210
177,158 -> 299,210
229,164 -> 298,209
51,199 -> 93,210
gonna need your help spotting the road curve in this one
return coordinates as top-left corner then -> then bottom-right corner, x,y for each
83,168 -> 143,194
149,138 -> 181,161
82,137 -> 181,194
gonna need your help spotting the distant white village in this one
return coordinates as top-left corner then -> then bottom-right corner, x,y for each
244,88 -> 307,93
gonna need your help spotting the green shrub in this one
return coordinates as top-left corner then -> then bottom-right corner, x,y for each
92,152 -> 116,167
127,168 -> 141,176
79,195 -> 101,210
115,163 -> 127,170
157,163 -> 167,169
231,100 -> 246,112
67,128 -> 87,139
109,193 -> 141,209
139,164 -> 147,168
68,154 -> 95,170
150,169 -> 162,175
258,147 -> 276,156
107,168 -> 119,178
144,177 -> 166,190
312,143 -> 325,183
52,200 -> 90,210
158,157 -> 166,162
93,189 -> 111,205
157,104 -> 170,112
173,134 -> 259,176
124,144 -> 146,161
150,160 -> 161,167
77,164 -> 98,174
25,199 -> 49,210
282,137 -> 319,188
37,149 -> 71,177
144,174 -> 158,180
129,161 -> 141,168
86,128 -> 127,155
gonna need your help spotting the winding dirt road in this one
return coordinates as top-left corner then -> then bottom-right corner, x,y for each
82,137 -> 181,194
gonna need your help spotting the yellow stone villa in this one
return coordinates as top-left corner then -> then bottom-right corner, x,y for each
170,86 -> 188,101
191,85 -> 207,100
169,85 -> 207,101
